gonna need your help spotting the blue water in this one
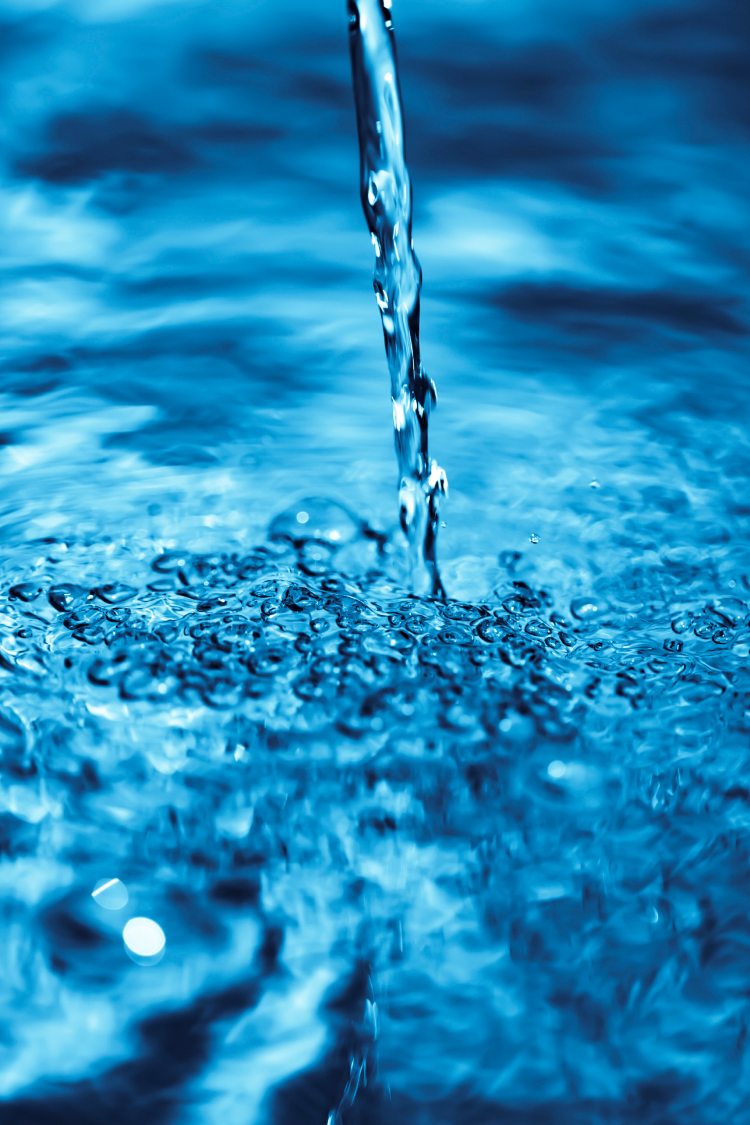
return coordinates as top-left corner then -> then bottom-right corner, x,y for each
1,0 -> 750,1121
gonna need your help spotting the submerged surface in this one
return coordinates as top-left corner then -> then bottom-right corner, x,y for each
1,0 -> 750,1121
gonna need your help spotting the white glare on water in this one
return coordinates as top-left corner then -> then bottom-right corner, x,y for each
123,918 -> 166,966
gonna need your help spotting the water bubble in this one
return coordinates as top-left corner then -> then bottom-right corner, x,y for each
93,583 -> 137,605
404,614 -> 431,635
441,601 -> 479,622
48,583 -> 89,612
475,619 -> 506,643
570,596 -> 609,621
694,621 -> 716,640
437,626 -> 473,646
529,533 -> 539,545
710,597 -> 746,625
503,595 -> 538,616
548,760 -> 566,779
283,584 -> 318,612
525,620 -> 552,637
64,606 -> 105,632
9,582 -> 45,602
663,639 -> 683,652
250,579 -> 282,600
152,552 -> 188,573
92,878 -> 129,910
298,539 -> 337,576
671,613 -> 693,634
269,497 -> 359,547
123,917 -> 166,966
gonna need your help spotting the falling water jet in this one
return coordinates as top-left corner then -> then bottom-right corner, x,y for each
348,0 -> 447,598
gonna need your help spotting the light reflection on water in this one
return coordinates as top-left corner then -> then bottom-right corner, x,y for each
1,0 -> 750,1121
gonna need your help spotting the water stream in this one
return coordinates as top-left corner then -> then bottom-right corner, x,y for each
348,0 -> 446,597
0,0 -> 749,1122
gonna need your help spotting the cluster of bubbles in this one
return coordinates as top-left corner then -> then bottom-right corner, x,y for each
1,497 -> 749,1115
5,499 -> 747,741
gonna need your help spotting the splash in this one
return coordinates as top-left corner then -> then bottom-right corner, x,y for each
347,0 -> 447,598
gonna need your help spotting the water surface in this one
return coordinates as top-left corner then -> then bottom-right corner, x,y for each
1,0 -> 750,1121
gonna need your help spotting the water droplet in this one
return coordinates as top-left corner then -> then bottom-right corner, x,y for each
529,533 -> 539,545
123,917 -> 166,966
92,878 -> 129,910
663,638 -> 683,652
296,511 -> 309,524
570,596 -> 609,620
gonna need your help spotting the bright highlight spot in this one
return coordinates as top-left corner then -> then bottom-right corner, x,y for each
92,878 -> 128,910
548,760 -> 567,779
123,917 -> 166,966
296,511 -> 309,524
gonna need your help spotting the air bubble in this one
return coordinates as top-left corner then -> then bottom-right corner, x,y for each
48,584 -> 89,612
570,596 -> 609,620
9,582 -> 45,602
93,583 -> 137,605
269,497 -> 359,548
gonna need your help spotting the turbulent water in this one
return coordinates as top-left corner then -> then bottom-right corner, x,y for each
1,0 -> 750,1122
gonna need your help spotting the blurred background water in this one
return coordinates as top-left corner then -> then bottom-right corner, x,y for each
1,0 -> 750,1121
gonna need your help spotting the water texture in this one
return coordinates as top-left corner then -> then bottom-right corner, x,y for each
1,0 -> 750,1122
